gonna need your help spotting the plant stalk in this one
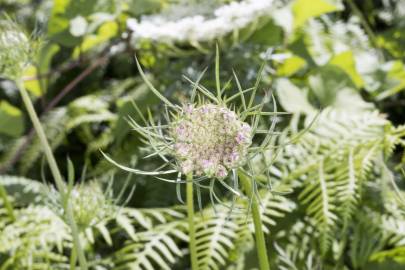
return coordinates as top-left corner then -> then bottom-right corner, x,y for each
238,170 -> 270,270
186,174 -> 198,270
17,81 -> 88,270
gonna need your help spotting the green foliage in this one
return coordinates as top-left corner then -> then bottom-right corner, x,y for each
1,0 -> 405,269
0,101 -> 24,137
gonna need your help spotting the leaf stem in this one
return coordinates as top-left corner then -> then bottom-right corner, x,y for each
17,81 -> 88,270
186,174 -> 198,269
238,170 -> 270,270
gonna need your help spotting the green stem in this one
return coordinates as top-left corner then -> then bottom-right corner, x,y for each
0,185 -> 15,221
238,170 -> 270,270
186,174 -> 198,270
70,247 -> 77,270
17,81 -> 88,270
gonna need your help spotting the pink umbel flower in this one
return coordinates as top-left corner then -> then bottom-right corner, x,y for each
103,54 -> 283,204
170,104 -> 252,178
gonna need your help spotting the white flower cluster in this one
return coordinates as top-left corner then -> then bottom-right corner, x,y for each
127,0 -> 275,44
377,0 -> 405,25
171,104 -> 252,179
305,17 -> 380,74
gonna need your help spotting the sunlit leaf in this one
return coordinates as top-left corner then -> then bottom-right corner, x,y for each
329,51 -> 364,88
293,0 -> 341,28
23,65 -> 42,97
277,55 -> 307,76
0,100 -> 24,137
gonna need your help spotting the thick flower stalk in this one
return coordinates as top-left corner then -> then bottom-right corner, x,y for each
104,49 -> 281,270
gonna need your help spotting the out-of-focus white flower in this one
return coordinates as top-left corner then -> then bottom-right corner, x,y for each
127,0 -> 275,44
305,17 -> 374,67
273,6 -> 294,35
355,51 -> 379,74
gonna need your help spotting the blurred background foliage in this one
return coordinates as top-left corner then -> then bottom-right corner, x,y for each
0,0 -> 405,269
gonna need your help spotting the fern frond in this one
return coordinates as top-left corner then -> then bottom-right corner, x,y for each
195,207 -> 239,270
274,217 -> 322,269
268,108 -> 392,256
0,175 -> 46,205
0,205 -> 70,269
349,210 -> 384,269
112,221 -> 187,270
299,159 -> 337,254
190,191 -> 295,270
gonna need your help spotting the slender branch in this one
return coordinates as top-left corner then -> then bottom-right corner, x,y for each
186,174 -> 198,270
17,81 -> 88,270
43,56 -> 108,114
238,170 -> 270,270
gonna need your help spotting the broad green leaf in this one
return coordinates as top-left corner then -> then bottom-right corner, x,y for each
47,0 -> 70,34
0,100 -> 24,137
48,0 -> 116,47
289,36 -> 317,66
377,29 -> 405,59
277,55 -> 307,76
293,0 -> 341,28
308,65 -> 354,106
48,0 -> 80,46
329,51 -> 364,88
249,19 -> 284,46
72,20 -> 118,58
276,78 -> 316,114
23,65 -> 42,97
376,61 -> 405,100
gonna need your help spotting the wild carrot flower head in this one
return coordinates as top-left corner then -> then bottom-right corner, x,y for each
104,49 -> 283,204
171,104 -> 252,178
69,182 -> 110,229
0,17 -> 39,80
46,176 -> 133,230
